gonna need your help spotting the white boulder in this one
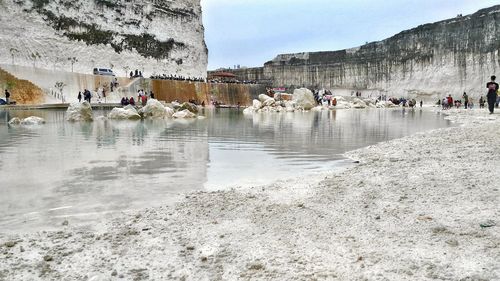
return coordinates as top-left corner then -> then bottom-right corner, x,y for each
20,116 -> 45,125
172,109 -> 196,118
243,107 -> 255,114
108,105 -> 141,120
292,88 -> 316,110
165,106 -> 175,117
363,98 -> 378,106
284,101 -> 296,112
258,94 -> 274,103
252,99 -> 262,109
178,102 -> 199,114
352,98 -> 367,109
8,117 -> 21,125
66,102 -> 93,122
336,101 -> 352,109
262,99 -> 276,107
139,99 -> 171,118
259,94 -> 276,107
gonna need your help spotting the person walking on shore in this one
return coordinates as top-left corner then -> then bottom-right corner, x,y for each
447,95 -> 453,110
463,92 -> 469,109
486,75 -> 499,114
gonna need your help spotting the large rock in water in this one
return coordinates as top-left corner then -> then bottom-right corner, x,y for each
172,109 -> 197,118
352,98 -> 367,109
292,88 -> 316,110
9,116 -> 45,125
253,99 -> 262,109
8,117 -> 21,125
20,116 -> 45,125
179,102 -> 199,114
66,102 -> 93,122
259,94 -> 276,107
108,105 -> 141,120
139,99 -> 172,118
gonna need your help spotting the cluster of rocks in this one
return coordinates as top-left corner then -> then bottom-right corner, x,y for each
66,99 -> 201,121
244,88 -> 397,114
332,97 -> 397,110
8,116 -> 46,125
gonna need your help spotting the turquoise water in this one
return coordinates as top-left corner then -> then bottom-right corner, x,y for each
0,108 -> 451,232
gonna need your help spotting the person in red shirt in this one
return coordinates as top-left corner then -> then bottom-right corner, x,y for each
447,95 -> 453,109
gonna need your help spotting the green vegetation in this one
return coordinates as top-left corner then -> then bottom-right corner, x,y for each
65,24 -> 115,47
94,0 -> 121,9
32,0 -> 50,10
122,34 -> 185,59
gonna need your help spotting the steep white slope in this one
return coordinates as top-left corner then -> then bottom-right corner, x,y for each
0,0 -> 207,78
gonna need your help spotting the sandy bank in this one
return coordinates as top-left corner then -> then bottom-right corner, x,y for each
0,108 -> 499,281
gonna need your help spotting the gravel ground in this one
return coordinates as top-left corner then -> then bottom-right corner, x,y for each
1,108 -> 499,281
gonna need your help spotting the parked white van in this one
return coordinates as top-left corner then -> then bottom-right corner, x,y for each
93,68 -> 115,76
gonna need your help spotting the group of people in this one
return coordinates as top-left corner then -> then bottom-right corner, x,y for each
150,74 -> 205,83
120,90 -> 154,106
77,89 -> 94,103
313,89 -> 335,106
439,94 -> 471,110
120,97 -> 137,106
207,79 -> 258,84
129,69 -> 143,78
437,76 -> 500,113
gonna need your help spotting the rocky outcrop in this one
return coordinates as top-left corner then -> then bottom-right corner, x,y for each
215,5 -> 500,101
0,0 -> 207,78
0,68 -> 44,104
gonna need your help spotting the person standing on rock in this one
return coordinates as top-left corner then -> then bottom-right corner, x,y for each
77,91 -> 82,103
486,75 -> 499,114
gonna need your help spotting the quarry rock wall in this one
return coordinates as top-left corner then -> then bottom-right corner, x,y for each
220,5 -> 500,101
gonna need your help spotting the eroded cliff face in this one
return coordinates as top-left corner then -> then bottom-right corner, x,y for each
0,0 -> 207,78
0,68 -> 44,104
223,5 -> 500,100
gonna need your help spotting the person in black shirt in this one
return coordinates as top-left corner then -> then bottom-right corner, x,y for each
486,75 -> 499,114
5,89 -> 10,104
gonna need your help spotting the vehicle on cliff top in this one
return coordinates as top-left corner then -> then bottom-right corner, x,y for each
93,68 -> 115,76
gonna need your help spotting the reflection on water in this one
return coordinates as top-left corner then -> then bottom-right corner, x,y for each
0,108 -> 451,232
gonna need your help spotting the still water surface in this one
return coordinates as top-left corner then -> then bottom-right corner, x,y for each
0,108 -> 451,232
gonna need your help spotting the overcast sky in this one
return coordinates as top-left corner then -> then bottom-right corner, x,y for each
201,0 -> 499,70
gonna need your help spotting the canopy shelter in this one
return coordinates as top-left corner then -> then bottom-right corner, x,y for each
208,72 -> 238,82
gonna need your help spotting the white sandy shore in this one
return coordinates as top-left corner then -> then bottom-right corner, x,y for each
1,108 -> 499,281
